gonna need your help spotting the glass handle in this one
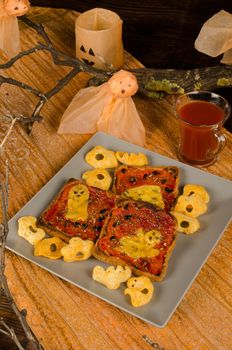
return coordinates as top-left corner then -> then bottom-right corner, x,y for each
214,129 -> 226,155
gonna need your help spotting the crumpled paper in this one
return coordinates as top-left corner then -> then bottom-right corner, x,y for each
0,0 -> 30,58
194,10 -> 232,64
58,70 -> 146,146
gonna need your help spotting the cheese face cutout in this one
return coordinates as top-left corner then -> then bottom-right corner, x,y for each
117,228 -> 161,259
183,184 -> 210,203
92,265 -> 132,289
115,151 -> 148,166
121,185 -> 165,208
85,146 -> 118,168
82,168 -> 112,190
65,184 -> 89,221
18,216 -> 45,245
124,276 -> 154,307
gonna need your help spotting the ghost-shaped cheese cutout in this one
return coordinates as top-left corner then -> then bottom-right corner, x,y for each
65,184 -> 89,222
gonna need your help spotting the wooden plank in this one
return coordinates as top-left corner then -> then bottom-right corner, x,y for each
0,7 -> 232,350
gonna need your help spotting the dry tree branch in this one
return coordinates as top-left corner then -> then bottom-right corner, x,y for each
0,14 -> 232,140
0,162 -> 42,350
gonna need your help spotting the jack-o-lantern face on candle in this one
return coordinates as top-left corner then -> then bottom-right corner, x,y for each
75,8 -> 124,70
79,45 -> 95,66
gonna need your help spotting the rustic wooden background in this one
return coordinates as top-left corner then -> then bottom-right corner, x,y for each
30,0 -> 232,130
0,3 -> 232,350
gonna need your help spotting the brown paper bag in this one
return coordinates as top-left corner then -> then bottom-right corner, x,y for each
0,0 -> 30,57
194,10 -> 232,62
75,8 -> 123,70
58,70 -> 146,146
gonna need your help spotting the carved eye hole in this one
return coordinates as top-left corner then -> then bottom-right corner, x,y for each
180,221 -> 189,228
97,174 -> 105,180
186,204 -> 193,213
95,153 -> 104,160
50,243 -> 57,252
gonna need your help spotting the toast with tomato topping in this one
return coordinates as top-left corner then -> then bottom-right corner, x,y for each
93,200 -> 177,281
38,179 -> 116,242
113,165 -> 179,212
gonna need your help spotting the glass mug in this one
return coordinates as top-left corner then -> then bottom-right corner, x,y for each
175,91 -> 231,167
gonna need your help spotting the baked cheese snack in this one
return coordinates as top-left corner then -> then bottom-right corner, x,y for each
38,179 -> 116,242
93,200 -> 177,281
113,166 -> 179,212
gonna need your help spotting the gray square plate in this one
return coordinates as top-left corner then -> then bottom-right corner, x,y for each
6,132 -> 232,327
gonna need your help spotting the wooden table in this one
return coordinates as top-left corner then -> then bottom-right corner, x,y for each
0,7 -> 232,350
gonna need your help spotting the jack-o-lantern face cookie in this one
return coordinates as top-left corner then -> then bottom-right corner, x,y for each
85,146 -> 118,168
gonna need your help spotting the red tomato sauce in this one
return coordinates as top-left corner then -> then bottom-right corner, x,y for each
42,180 -> 116,241
114,166 -> 178,212
97,201 -> 176,275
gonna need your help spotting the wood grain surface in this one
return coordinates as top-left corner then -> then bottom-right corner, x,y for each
0,7 -> 232,350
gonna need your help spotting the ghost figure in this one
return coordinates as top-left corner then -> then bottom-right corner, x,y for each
0,0 -> 30,57
58,70 -> 146,147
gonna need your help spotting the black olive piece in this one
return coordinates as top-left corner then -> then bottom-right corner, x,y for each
165,187 -> 173,193
97,174 -> 104,180
95,153 -> 104,160
161,179 -> 167,184
143,173 -> 149,180
82,223 -> 87,229
50,243 -> 57,252
110,236 -> 117,241
100,208 -> 107,214
121,168 -> 127,174
73,222 -> 80,227
124,203 -> 129,210
124,215 -> 133,220
29,225 -> 37,233
186,205 -> 193,213
152,171 -> 160,176
180,221 -> 190,228
97,216 -> 104,222
94,225 -> 102,231
129,176 -> 137,183
141,288 -> 149,294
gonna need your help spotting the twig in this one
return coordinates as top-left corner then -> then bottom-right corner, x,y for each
1,14 -> 232,139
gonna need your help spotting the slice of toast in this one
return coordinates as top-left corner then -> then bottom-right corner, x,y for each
38,179 -> 116,242
113,165 -> 180,212
93,200 -> 177,281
